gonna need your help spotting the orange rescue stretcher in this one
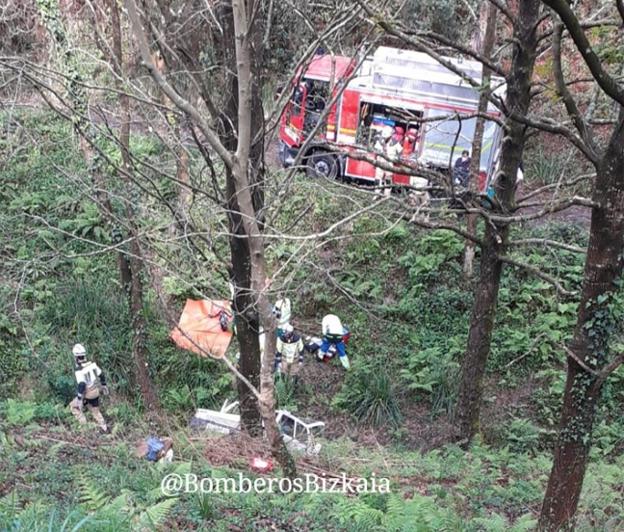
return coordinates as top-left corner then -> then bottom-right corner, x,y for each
170,299 -> 233,359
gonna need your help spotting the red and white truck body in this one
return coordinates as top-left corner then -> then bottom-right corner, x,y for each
279,46 -> 506,192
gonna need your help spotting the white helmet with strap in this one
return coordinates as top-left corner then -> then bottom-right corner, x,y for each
72,343 -> 87,358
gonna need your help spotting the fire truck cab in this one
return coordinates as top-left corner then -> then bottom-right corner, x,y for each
278,46 -> 506,192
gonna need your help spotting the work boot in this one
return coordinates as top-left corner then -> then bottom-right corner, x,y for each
88,405 -> 108,433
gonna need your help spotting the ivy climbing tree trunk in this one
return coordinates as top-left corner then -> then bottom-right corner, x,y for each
539,109 -> 624,531
534,0 -> 624,525
455,0 -> 540,444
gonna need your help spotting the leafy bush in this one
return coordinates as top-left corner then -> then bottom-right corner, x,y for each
399,340 -> 462,415
1,398 -> 37,426
0,399 -> 66,426
524,144 -> 579,186
333,366 -> 402,427
504,418 -> 545,454
275,374 -> 298,410
399,229 -> 464,285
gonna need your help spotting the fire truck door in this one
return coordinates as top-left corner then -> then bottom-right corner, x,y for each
287,83 -> 307,136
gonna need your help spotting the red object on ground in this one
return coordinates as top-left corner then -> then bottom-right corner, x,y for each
250,456 -> 274,473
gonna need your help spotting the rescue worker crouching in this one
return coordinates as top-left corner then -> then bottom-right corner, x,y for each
275,324 -> 304,385
69,343 -> 109,433
319,314 -> 351,370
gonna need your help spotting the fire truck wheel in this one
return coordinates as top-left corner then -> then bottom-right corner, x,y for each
306,152 -> 338,179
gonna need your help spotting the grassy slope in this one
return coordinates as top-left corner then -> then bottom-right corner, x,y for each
1,110 -> 623,530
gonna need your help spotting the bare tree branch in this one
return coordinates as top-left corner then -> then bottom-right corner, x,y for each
543,0 -> 624,106
499,255 -> 576,296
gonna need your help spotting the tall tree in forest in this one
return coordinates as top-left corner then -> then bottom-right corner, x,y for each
537,1 -> 624,529
142,1 -> 289,434
104,0 -> 161,412
463,1 -> 497,278
36,0 -> 160,412
455,0 -> 541,444
125,0 -> 296,476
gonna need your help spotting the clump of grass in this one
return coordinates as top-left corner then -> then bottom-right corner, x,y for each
333,368 -> 402,427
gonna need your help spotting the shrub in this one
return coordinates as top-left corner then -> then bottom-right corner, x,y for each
333,366 -> 402,427
0,399 -> 66,426
504,418 -> 544,454
399,340 -> 462,415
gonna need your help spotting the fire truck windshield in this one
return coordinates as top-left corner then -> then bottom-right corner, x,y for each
422,109 -> 499,170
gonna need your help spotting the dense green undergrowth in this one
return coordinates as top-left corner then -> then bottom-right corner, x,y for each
1,407 -> 622,531
2,110 -> 623,529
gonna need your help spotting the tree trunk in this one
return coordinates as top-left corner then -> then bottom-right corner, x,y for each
455,0 -> 540,445
456,222 -> 506,439
217,0 -> 265,434
227,183 -> 263,435
229,0 -> 296,477
152,52 -> 191,230
108,0 -> 160,412
539,111 -> 624,531
463,1 -> 497,279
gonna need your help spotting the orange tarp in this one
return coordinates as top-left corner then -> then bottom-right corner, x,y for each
170,299 -> 233,359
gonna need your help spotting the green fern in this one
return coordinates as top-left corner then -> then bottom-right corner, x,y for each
333,494 -> 465,532
386,494 -> 464,531
135,497 -> 178,530
0,490 -> 20,518
332,498 -> 384,531
75,471 -> 110,512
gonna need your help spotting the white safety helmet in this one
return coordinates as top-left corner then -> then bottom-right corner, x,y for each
72,343 -> 87,358
381,125 -> 394,140
283,324 -> 294,334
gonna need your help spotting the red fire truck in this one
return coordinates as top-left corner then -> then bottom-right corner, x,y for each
278,46 -> 506,192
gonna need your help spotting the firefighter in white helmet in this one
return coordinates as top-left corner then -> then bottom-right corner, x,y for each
69,343 -> 109,432
318,314 -> 351,369
275,324 -> 304,383
272,298 -> 292,337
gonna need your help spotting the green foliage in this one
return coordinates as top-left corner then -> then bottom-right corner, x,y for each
399,342 -> 461,415
161,382 -> 229,413
504,418 -> 545,454
1,398 -> 37,426
57,201 -> 107,241
333,365 -> 402,427
404,0 -> 479,43
0,399 -> 65,426
0,292 -> 24,400
275,373 -> 298,410
136,497 -> 178,529
76,471 -> 111,512
333,493 -> 465,531
533,368 -> 566,427
399,229 -> 464,284
524,144 -> 580,186
591,417 -> 624,458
